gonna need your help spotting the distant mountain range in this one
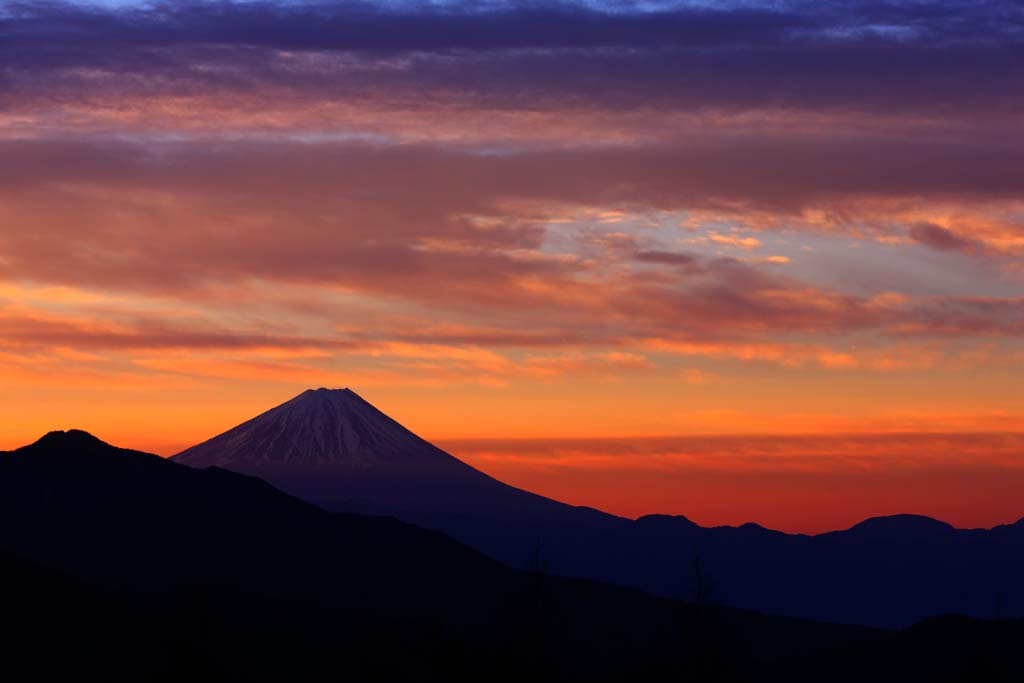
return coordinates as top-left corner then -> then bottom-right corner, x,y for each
173,388 -> 1024,628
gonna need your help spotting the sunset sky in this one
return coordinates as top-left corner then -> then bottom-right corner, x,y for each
2,1 -> 1023,532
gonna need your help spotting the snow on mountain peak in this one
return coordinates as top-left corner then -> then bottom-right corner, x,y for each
173,388 -> 449,470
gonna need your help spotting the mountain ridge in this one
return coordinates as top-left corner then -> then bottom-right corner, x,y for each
24,426 -> 1019,538
165,388 -> 1024,628
18,426 -> 1015,536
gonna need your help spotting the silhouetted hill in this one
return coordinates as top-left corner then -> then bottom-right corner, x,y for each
3,545 -> 1021,682
1,429 -> 890,679
175,389 -> 1024,628
1,429 -> 507,617
825,514 -> 957,540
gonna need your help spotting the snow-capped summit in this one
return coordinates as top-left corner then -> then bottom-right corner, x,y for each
174,388 -> 454,470
173,387 -> 622,575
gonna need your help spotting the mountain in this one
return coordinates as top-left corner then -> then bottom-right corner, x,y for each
0,429 -> 889,682
174,388 -> 1024,628
174,387 -> 452,469
821,514 -> 957,541
175,388 -> 626,562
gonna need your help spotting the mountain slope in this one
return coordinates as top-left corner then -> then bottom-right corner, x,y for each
173,389 -> 1024,628
175,388 -> 626,562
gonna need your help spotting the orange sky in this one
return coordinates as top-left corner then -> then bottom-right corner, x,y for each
2,378 -> 1022,533
439,433 -> 1024,533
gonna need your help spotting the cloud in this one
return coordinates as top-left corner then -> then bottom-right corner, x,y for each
709,232 -> 761,250
681,368 -> 720,384
633,250 -> 699,267
440,432 -> 1024,473
0,309 -> 363,353
908,222 -> 980,254
2,138 -> 1022,281
1,136 -> 1022,372
0,132 -> 1020,397
0,0 -> 1021,159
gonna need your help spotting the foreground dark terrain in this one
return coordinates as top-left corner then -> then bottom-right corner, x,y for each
3,430 -> 1022,681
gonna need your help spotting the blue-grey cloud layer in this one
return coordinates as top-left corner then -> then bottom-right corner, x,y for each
2,0 -> 1022,116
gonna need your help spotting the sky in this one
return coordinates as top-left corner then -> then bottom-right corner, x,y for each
1,0 -> 1023,532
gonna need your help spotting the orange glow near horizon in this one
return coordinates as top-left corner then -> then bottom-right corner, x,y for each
2,380 -> 1022,534
440,433 -> 1024,533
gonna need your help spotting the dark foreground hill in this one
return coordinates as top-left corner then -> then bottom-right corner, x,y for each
3,429 -> 899,682
3,539 -> 1022,682
175,388 -> 1024,628
0,429 -> 505,618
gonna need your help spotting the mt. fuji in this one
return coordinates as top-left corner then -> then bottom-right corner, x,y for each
175,388 -> 459,470
174,388 -> 624,561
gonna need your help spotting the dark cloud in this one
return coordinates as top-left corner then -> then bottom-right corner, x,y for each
633,251 -> 699,267
908,222 -> 979,254
0,312 -> 367,352
0,1 -> 804,54
1,1 -> 1022,121
4,134 -> 1023,214
439,432 -> 1024,466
